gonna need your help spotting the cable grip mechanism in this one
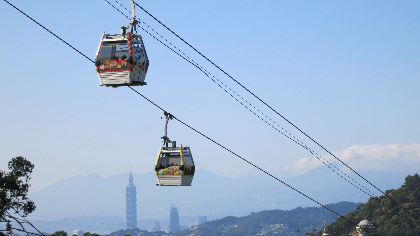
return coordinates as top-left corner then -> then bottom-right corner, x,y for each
161,111 -> 176,148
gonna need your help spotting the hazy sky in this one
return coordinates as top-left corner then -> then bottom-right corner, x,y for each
1,0 -> 419,194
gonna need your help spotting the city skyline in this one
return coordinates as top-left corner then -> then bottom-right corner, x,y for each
1,0 -> 419,234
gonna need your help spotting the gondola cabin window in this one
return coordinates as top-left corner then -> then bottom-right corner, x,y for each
132,40 -> 148,72
156,153 -> 183,176
97,41 -> 130,72
159,153 -> 182,167
183,154 -> 195,176
133,41 -> 143,58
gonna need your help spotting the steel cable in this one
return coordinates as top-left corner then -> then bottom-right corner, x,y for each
109,0 -> 378,199
130,0 -> 420,224
3,1 -> 370,232
4,0 -> 419,233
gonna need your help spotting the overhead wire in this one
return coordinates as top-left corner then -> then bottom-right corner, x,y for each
6,0 -> 420,233
108,0 -> 378,200
2,0 -> 93,63
128,85 -> 376,235
110,0 -> 419,229
5,0 -> 418,233
11,207 -> 45,236
2,1 -> 376,234
5,210 -> 43,236
129,0 -> 420,224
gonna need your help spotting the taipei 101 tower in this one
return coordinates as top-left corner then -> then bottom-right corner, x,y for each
126,172 -> 137,229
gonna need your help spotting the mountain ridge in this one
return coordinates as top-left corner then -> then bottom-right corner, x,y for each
27,166 -> 411,221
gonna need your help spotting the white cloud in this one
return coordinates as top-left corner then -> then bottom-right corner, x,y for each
266,156 -> 324,177
333,143 -> 420,172
266,143 -> 420,176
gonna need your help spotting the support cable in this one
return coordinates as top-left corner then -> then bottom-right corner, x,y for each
3,1 -> 372,232
108,0 -> 377,199
5,211 -> 30,236
128,85 -> 376,235
3,0 -> 93,63
4,0 -> 418,232
11,207 -> 45,236
10,227 -> 42,236
131,0 -> 420,223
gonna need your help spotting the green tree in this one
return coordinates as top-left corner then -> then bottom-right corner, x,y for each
316,174 -> 420,236
50,231 -> 68,236
83,232 -> 100,236
0,156 -> 35,220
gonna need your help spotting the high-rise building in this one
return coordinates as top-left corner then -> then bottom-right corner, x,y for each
126,173 -> 137,229
196,216 -> 207,225
169,204 -> 180,233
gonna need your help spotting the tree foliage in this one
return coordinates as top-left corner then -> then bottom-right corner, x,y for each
84,232 -> 100,236
0,156 -> 35,220
49,231 -> 68,236
316,174 -> 420,236
171,202 -> 359,236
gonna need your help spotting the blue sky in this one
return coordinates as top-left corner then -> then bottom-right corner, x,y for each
1,0 -> 419,195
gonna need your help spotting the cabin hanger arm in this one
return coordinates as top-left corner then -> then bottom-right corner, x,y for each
121,0 -> 138,35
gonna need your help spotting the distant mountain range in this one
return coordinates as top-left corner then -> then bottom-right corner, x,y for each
22,166 -> 412,234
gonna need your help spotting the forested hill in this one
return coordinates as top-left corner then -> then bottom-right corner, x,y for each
102,201 -> 359,236
181,201 -> 358,236
315,174 -> 420,236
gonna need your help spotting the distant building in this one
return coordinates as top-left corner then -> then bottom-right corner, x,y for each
126,172 -> 137,229
166,225 -> 169,233
322,225 -> 334,235
196,216 -> 207,225
354,219 -> 377,236
150,219 -> 161,232
72,230 -> 84,236
170,204 -> 180,232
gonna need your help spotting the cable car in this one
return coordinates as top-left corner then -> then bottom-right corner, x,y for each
154,112 -> 195,186
94,0 -> 149,87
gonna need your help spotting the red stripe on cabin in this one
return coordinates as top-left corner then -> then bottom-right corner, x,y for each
99,69 -> 130,73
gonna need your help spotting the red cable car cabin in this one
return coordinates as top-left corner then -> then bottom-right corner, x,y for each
95,32 -> 149,87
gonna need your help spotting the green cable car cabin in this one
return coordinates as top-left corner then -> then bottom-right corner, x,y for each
154,146 -> 195,186
154,112 -> 195,186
